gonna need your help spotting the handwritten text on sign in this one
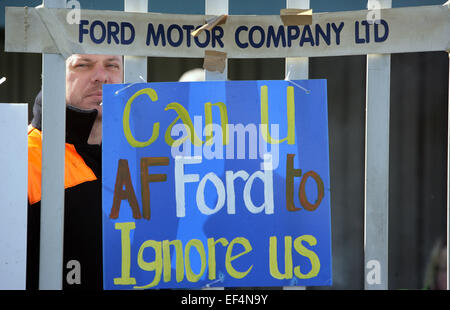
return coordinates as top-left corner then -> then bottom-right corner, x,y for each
102,80 -> 332,289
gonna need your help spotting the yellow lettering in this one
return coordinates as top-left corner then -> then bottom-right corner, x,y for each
125,236 -> 257,288
184,239 -> 207,282
162,239 -> 184,283
269,236 -> 293,279
293,235 -> 320,279
207,237 -> 229,280
204,102 -> 229,146
165,102 -> 204,147
134,240 -> 162,289
113,222 -> 137,285
260,85 -> 295,144
123,88 -> 160,148
225,237 -> 253,279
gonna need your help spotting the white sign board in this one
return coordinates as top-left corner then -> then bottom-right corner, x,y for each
5,5 -> 450,58
0,103 -> 28,290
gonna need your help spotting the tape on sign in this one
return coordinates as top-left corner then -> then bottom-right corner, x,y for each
35,6 -> 74,59
203,50 -> 227,73
280,9 -> 313,26
191,14 -> 228,38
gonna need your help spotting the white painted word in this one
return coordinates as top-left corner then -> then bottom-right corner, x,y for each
174,155 -> 274,218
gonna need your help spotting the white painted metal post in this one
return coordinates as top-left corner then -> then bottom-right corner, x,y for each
39,0 -> 67,290
285,0 -> 309,81
205,0 -> 228,81
283,0 -> 309,291
0,104 -> 28,289
364,0 -> 391,291
124,0 -> 148,83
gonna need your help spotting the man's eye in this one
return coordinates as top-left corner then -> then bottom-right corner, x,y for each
107,64 -> 120,69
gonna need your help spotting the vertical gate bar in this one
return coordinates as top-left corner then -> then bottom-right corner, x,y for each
205,0 -> 228,81
364,0 -> 392,290
0,104 -> 28,289
283,0 -> 309,291
39,0 -> 67,290
285,0 -> 309,80
124,0 -> 148,83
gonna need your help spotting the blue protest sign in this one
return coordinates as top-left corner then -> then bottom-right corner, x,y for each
102,80 -> 332,289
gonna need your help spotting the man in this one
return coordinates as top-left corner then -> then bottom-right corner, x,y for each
27,54 -> 124,290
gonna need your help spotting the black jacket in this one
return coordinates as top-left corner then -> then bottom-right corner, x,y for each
27,91 -> 103,290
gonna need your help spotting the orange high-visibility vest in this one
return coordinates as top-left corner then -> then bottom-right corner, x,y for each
27,125 -> 97,205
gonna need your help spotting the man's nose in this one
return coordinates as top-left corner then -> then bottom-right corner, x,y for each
91,65 -> 109,83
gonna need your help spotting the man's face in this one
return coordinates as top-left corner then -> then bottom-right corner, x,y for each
66,54 -> 123,119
